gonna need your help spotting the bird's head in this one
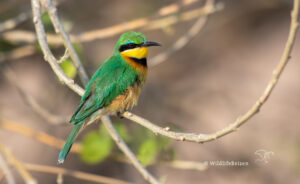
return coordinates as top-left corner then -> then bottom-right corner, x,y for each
115,31 -> 160,60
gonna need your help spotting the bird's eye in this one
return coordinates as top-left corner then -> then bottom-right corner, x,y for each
128,43 -> 136,48
119,43 -> 137,52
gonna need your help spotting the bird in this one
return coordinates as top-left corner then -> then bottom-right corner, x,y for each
58,31 -> 160,164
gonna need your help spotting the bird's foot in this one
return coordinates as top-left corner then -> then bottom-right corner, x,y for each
117,112 -> 124,119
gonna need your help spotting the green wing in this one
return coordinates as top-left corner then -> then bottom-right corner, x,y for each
70,57 -> 137,125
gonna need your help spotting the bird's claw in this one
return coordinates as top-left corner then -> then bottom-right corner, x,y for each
117,112 -> 124,119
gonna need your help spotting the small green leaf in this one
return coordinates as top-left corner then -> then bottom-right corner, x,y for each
156,136 -> 171,150
41,13 -> 55,33
60,59 -> 77,79
137,138 -> 159,166
114,123 -> 131,142
80,129 -> 113,164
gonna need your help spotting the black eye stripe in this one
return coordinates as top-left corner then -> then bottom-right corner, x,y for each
119,43 -> 142,52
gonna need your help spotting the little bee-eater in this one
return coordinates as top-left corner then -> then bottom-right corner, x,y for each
58,31 -> 160,164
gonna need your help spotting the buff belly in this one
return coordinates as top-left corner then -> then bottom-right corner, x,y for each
105,82 -> 142,114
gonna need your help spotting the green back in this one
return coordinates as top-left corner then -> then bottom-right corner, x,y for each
70,55 -> 138,124
70,31 -> 148,125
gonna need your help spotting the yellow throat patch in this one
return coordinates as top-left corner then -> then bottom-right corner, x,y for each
121,47 -> 148,59
121,47 -> 148,77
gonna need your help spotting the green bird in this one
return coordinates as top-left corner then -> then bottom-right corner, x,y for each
58,31 -> 160,164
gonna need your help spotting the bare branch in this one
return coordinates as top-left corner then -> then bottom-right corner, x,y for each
31,0 -> 84,96
150,0 -> 222,67
101,116 -> 160,184
122,0 -> 299,143
4,1 -> 221,46
78,1 -> 222,43
31,0 -> 161,183
0,11 -> 31,33
150,16 -> 207,67
0,118 -> 207,171
122,112 -> 210,143
0,153 -> 15,184
2,30 -> 61,45
57,48 -> 69,64
3,67 -> 68,125
42,0 -> 89,85
56,173 -> 63,184
160,160 -> 207,171
29,0 -> 297,182
0,141 -> 37,184
24,162 -> 132,184
0,119 -> 81,153
0,45 -> 36,63
0,0 -> 63,33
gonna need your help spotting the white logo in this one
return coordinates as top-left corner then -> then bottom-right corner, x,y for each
254,149 -> 274,164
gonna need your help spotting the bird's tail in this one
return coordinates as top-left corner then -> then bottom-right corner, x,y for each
58,124 -> 82,164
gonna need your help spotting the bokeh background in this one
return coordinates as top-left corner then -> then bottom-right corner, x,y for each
0,0 -> 300,183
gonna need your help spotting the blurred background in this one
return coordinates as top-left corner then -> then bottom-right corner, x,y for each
0,0 -> 300,183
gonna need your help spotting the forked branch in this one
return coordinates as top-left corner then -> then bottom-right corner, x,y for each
122,0 -> 299,143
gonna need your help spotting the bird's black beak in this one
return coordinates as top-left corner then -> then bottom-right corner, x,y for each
141,41 -> 161,47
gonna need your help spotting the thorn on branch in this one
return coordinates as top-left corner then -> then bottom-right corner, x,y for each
57,49 -> 69,64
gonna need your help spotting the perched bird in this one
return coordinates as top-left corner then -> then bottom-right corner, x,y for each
58,31 -> 160,164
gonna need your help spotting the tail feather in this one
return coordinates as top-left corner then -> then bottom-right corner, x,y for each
58,124 -> 82,164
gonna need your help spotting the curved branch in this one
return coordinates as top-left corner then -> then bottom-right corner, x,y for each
149,0 -> 220,67
24,162 -> 131,184
31,0 -> 84,96
31,0 -> 160,183
2,67 -> 68,125
150,16 -> 207,67
4,1 -> 222,46
0,11 -> 31,33
42,0 -> 89,85
123,0 -> 299,143
0,119 -> 207,171
0,141 -> 37,184
0,153 -> 15,184
101,116 -> 160,184
29,0 -> 299,183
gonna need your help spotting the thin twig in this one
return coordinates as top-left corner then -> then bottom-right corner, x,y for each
1,30 -> 61,45
31,1 -> 161,183
57,48 -> 69,64
150,16 -> 207,67
123,112 -> 211,143
56,173 -> 63,184
112,154 -> 207,171
0,119 -> 207,171
0,119 -> 81,152
160,160 -> 207,171
77,2 -> 221,43
122,0 -> 300,143
32,0 -> 298,171
0,0 -> 63,33
2,67 -> 68,125
29,0 -> 298,182
31,0 -> 84,96
0,45 -> 36,63
0,11 -> 31,33
0,153 -> 15,184
42,0 -> 89,85
24,162 -> 132,184
4,1 -> 222,46
101,116 -> 160,184
0,141 -> 37,184
150,0 -> 219,67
